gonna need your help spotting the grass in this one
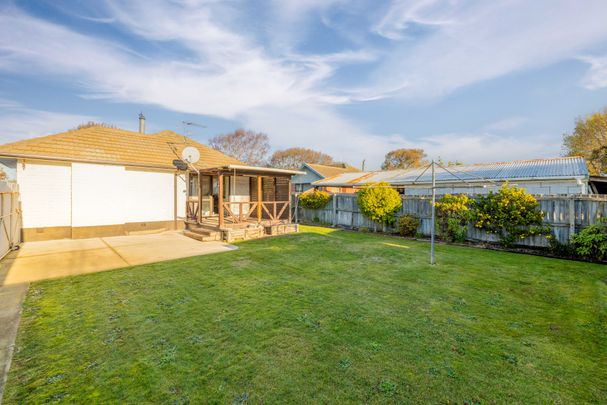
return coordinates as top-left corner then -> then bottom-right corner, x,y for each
5,226 -> 607,403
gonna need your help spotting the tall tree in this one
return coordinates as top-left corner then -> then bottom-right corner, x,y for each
269,147 -> 335,169
563,108 -> 607,175
209,129 -> 271,166
381,148 -> 428,170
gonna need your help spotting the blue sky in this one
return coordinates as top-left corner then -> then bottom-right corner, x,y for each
1,0 -> 607,169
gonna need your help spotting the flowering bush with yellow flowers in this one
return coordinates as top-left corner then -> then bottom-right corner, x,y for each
434,194 -> 472,242
299,189 -> 332,209
472,183 -> 549,246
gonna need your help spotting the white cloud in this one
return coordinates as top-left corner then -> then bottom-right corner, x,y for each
579,55 -> 607,89
374,0 -> 457,40
0,3 -> 350,117
0,102 -> 97,143
482,117 -> 527,132
412,132 -> 561,165
0,1 -> 605,168
366,0 -> 607,100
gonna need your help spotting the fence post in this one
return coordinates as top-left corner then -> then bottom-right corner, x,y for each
568,196 -> 575,242
332,194 -> 337,227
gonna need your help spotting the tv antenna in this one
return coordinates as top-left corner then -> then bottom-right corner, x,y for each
182,120 -> 206,136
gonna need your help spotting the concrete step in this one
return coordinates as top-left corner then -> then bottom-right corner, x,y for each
183,229 -> 222,242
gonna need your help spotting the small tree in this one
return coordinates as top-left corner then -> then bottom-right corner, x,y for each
270,147 -> 335,169
435,194 -> 472,242
71,121 -> 116,130
472,183 -> 548,246
381,148 -> 428,170
209,129 -> 270,166
357,182 -> 402,231
299,189 -> 332,209
562,107 -> 607,175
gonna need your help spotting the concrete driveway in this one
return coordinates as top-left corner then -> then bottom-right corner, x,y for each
0,231 -> 237,286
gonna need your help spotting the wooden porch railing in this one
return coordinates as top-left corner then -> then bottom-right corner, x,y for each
219,200 -> 291,225
190,198 -> 291,226
186,199 -> 199,220
222,201 -> 258,223
261,201 -> 290,222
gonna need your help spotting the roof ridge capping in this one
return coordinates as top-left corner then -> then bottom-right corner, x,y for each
463,155 -> 585,167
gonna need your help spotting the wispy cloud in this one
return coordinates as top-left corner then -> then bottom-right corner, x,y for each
0,1 -> 606,167
366,0 -> 607,100
482,117 -> 527,132
579,55 -> 607,90
373,0 -> 457,40
0,100 -> 96,142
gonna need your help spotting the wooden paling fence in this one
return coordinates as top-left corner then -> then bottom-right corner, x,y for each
293,193 -> 607,247
0,183 -> 21,260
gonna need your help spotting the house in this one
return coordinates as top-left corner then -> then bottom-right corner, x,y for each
313,157 -> 596,195
0,117 -> 302,242
291,162 -> 360,193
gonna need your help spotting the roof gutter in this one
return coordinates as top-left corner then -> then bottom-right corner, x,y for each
219,164 -> 305,175
390,175 -> 589,185
0,153 -> 179,171
314,175 -> 589,188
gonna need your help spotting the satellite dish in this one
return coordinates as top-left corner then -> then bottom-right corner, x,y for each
181,146 -> 200,164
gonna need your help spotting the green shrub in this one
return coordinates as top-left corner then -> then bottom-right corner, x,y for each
547,235 -> 576,258
299,189 -> 332,209
435,194 -> 471,242
571,219 -> 607,261
357,182 -> 402,226
472,183 -> 549,246
358,226 -> 369,233
398,214 -> 420,237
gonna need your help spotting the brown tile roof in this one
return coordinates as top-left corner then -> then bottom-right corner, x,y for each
306,163 -> 360,178
0,126 -> 243,169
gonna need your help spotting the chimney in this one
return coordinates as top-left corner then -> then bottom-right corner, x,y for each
138,112 -> 146,134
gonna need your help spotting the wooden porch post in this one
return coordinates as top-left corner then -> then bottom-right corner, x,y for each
218,173 -> 224,228
288,178 -> 292,223
197,171 -> 202,223
257,176 -> 262,223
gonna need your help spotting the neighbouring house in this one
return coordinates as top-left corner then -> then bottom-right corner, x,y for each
292,162 -> 360,193
0,116 -> 303,242
313,157 -> 599,195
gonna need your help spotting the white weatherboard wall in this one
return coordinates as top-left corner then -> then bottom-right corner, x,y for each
71,163 -> 126,226
175,173 -> 187,219
403,179 -> 587,196
18,161 -> 181,235
17,161 -> 71,228
72,163 -> 177,226
123,169 -> 175,223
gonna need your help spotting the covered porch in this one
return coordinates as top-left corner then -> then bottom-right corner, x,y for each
184,165 -> 302,241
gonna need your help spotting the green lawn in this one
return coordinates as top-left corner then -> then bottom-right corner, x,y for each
5,226 -> 606,403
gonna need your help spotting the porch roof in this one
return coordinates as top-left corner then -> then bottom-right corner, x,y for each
199,164 -> 305,176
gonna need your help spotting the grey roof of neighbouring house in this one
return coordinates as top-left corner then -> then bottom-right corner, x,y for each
313,157 -> 589,187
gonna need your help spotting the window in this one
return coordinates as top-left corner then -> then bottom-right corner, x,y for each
188,174 -> 198,197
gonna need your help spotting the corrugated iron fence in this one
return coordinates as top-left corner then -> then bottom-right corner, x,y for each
294,194 -> 607,247
0,183 -> 21,260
